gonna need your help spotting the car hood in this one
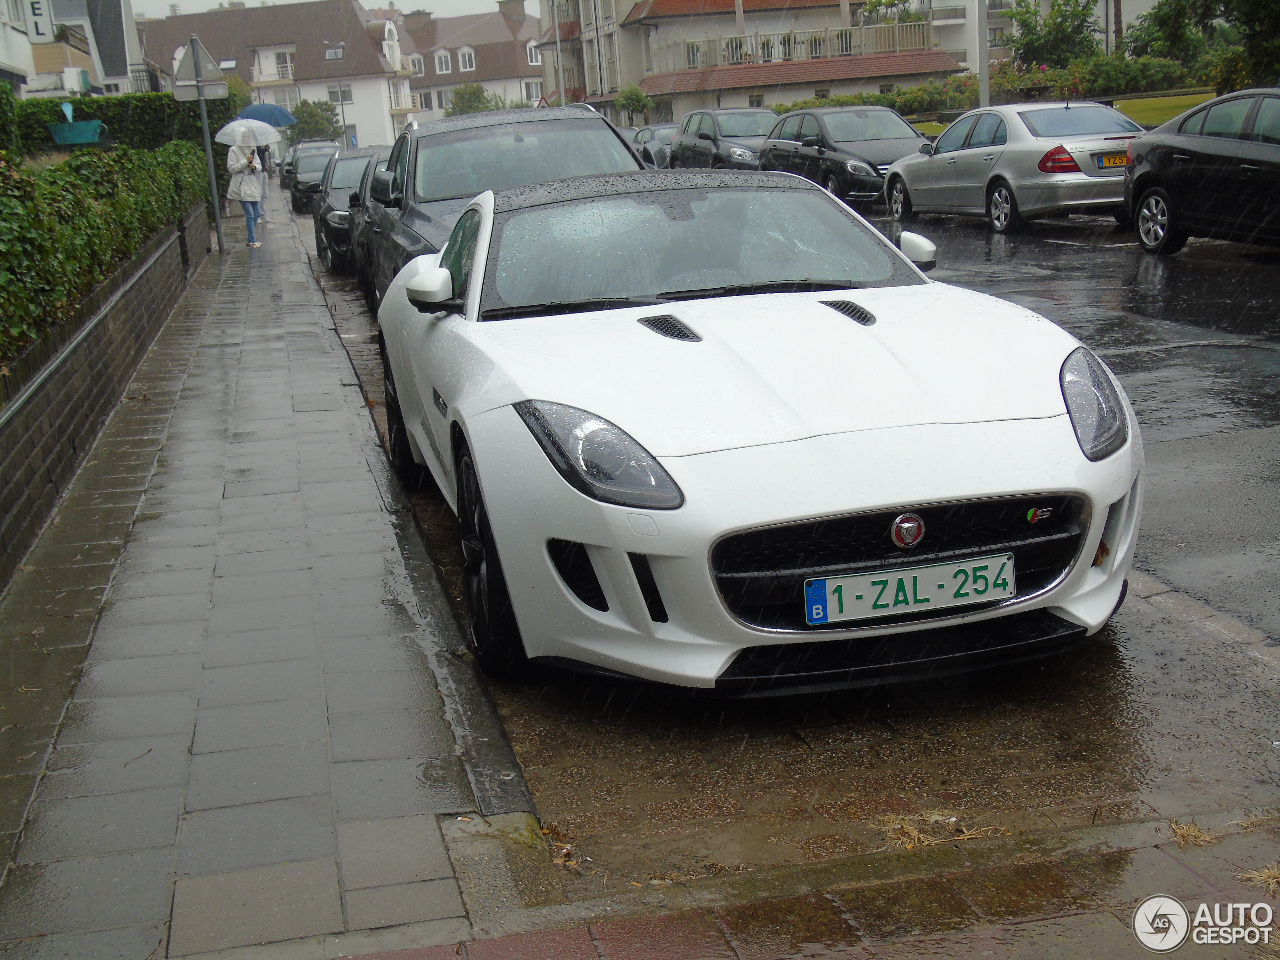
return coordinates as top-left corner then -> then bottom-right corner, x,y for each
324,189 -> 352,212
401,196 -> 471,254
835,137 -> 926,166
296,171 -> 324,186
471,284 -> 1077,457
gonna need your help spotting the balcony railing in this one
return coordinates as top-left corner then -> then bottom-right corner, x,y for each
649,22 -> 933,75
251,61 -> 293,83
930,5 -> 966,20
987,0 -> 1015,15
389,88 -> 414,112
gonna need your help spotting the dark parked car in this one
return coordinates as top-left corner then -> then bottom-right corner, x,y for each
281,139 -> 340,192
314,147 -> 385,274
290,150 -> 336,213
366,106 -> 644,304
350,146 -> 393,299
760,106 -> 927,206
634,123 -> 679,168
1126,88 -> 1280,255
668,109 -> 777,170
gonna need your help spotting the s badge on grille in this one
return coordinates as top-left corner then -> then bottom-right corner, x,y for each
1027,507 -> 1053,523
890,513 -> 925,549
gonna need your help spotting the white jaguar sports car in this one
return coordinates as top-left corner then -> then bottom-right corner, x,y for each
378,171 -> 1142,694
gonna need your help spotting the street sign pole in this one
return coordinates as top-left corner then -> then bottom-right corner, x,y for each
191,35 -> 226,254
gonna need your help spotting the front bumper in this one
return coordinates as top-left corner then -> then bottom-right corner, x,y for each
725,156 -> 761,170
1014,172 -> 1127,215
835,173 -> 886,203
467,407 -> 1144,689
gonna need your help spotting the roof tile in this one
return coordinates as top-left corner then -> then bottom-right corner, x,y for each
638,49 -> 961,95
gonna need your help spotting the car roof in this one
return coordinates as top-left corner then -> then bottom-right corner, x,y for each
333,146 -> 387,159
790,105 -> 900,115
491,169 -> 816,213
702,107 -> 775,113
411,107 -> 611,140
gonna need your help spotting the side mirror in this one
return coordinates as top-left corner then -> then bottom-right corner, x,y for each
801,136 -> 821,149
406,266 -> 461,313
697,129 -> 714,141
918,142 -> 934,155
349,190 -> 362,207
370,170 -> 400,208
898,232 -> 937,272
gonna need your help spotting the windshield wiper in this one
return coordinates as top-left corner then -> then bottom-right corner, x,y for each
481,297 -> 661,320
656,280 -> 859,301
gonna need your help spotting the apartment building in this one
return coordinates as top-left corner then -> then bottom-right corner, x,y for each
0,0 -> 35,94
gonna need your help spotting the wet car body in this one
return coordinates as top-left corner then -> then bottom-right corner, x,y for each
290,149 -> 337,213
281,139 -> 340,193
634,123 -> 679,168
377,170 -> 1143,694
1126,88 -> 1280,255
668,109 -> 777,170
350,147 -> 393,296
366,107 -> 645,306
314,147 -> 385,275
760,107 -> 926,206
887,102 -> 1143,232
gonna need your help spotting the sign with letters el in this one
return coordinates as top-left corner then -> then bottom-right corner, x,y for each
26,0 -> 54,43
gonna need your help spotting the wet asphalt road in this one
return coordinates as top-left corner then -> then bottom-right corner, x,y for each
307,211 -> 1280,927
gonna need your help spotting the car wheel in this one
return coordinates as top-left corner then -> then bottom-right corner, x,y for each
380,332 -> 429,489
889,177 -> 916,223
1136,186 -> 1187,256
712,160 -> 726,169
669,158 -> 680,169
457,448 -> 526,676
987,181 -> 1022,233
316,226 -> 333,272
823,173 -> 841,197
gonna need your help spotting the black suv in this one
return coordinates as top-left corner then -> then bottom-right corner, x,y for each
759,106 -> 927,206
367,107 -> 644,304
668,109 -> 777,170
314,147 -> 386,274
281,139 -> 340,192
1126,88 -> 1280,255
290,149 -> 336,213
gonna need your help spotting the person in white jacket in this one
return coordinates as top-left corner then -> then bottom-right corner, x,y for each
227,129 -> 263,248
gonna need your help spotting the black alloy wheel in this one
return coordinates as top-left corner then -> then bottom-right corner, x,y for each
669,157 -> 681,169
457,450 -> 526,676
380,333 -> 429,489
987,181 -> 1023,233
316,224 -> 333,272
823,173 -> 841,198
889,177 -> 916,223
1136,186 -> 1187,256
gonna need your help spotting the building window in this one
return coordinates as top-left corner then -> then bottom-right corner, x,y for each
879,83 -> 894,94
4,0 -> 18,23
273,87 -> 300,106
435,51 -> 451,74
458,49 -> 475,71
103,83 -> 120,93
814,88 -> 830,100
325,46 -> 344,60
275,51 -> 295,78
437,88 -> 452,109
524,79 -> 542,102
527,41 -> 541,65
219,59 -> 237,69
748,93 -> 763,108
328,84 -> 353,103
989,27 -> 1006,42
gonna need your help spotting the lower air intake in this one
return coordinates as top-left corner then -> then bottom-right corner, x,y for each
548,539 -> 608,611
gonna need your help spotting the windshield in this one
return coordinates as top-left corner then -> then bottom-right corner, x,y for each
716,112 -> 778,137
824,110 -> 918,141
414,119 -> 640,204
330,157 -> 371,190
297,153 -> 333,174
1019,106 -> 1142,137
480,186 -> 920,317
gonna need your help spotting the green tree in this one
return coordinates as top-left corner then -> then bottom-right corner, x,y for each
226,74 -> 253,117
1208,0 -> 1279,87
287,100 -> 341,145
615,85 -> 652,125
1008,0 -> 1102,67
446,83 -> 501,116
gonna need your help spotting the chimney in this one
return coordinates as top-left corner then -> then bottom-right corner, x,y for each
497,0 -> 524,20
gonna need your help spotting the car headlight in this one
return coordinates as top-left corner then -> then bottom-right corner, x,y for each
326,210 -> 350,227
515,400 -> 684,509
728,146 -> 755,162
845,159 -> 875,176
1060,347 -> 1127,461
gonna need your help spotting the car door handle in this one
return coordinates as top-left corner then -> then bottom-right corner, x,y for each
1241,163 -> 1260,171
1173,153 -> 1190,161
946,158 -> 958,165
372,226 -> 382,233
983,155 -> 995,161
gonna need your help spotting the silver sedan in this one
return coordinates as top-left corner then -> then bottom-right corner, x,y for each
886,102 -> 1144,232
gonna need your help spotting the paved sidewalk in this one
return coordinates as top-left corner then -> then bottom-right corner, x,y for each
0,188 -> 493,957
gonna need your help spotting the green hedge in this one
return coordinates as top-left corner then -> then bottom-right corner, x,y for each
0,142 -> 208,361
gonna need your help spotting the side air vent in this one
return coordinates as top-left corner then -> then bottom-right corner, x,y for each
639,315 -> 701,342
821,300 -> 876,326
548,539 -> 609,611
628,553 -> 669,623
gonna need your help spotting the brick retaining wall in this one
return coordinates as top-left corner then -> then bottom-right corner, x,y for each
0,203 -> 210,589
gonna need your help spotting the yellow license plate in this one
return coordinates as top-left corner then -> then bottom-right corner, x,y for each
1098,154 -> 1127,168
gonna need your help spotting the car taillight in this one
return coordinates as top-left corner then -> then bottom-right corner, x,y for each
1038,145 -> 1081,174
1126,141 -> 1135,165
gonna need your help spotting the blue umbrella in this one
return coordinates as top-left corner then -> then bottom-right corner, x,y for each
236,103 -> 296,126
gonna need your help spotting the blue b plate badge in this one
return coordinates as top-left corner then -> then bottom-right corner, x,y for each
805,553 -> 1016,625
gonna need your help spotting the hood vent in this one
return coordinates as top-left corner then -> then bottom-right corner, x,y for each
639,315 -> 701,342
821,300 -> 877,326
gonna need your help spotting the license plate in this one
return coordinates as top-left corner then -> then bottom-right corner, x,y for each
804,554 -> 1015,625
1098,153 -> 1127,169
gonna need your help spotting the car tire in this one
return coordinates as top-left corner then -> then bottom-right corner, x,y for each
823,173 -> 841,198
987,181 -> 1022,233
316,225 -> 333,272
380,332 -> 430,489
712,160 -> 726,169
669,158 -> 680,169
457,448 -> 527,677
1135,186 -> 1187,256
889,177 -> 916,223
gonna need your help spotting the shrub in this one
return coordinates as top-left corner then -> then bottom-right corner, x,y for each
0,142 -> 207,361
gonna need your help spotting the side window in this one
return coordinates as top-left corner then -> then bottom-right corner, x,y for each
799,114 -> 820,142
387,137 -> 407,194
699,114 -> 715,137
934,114 -> 978,154
992,119 -> 1007,146
637,128 -> 651,143
968,113 -> 1002,148
1179,109 -> 1206,135
1201,98 -> 1254,140
779,115 -> 801,142
1252,97 -> 1280,145
440,210 -> 483,305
